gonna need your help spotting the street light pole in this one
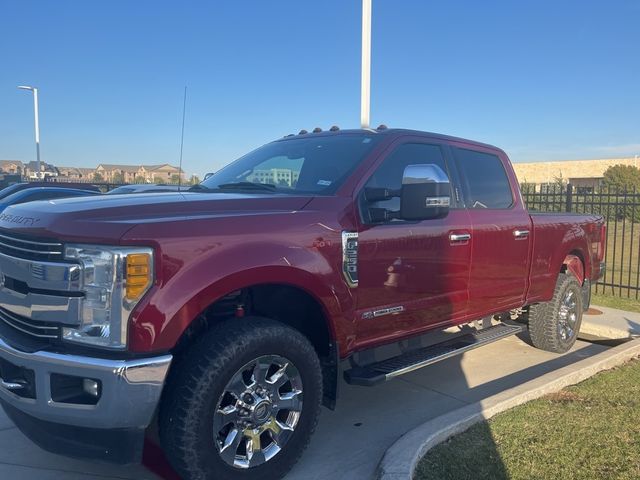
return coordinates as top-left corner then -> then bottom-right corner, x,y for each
18,86 -> 41,180
360,0 -> 372,129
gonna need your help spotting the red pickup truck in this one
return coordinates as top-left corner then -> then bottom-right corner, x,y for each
0,128 -> 605,480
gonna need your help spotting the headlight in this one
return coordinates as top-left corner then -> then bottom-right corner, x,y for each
63,244 -> 154,349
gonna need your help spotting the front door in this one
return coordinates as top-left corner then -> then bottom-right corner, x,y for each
354,140 -> 472,348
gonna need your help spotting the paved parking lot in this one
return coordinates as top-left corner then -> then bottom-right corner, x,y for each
0,329 -> 612,480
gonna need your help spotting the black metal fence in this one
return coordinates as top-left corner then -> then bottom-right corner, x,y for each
521,183 -> 640,299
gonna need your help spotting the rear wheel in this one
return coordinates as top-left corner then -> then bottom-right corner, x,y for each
159,317 -> 322,480
528,273 -> 583,353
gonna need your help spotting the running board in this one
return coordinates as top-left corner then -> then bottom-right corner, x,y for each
344,323 -> 523,386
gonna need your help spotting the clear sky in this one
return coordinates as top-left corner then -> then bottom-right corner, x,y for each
1,0 -> 638,178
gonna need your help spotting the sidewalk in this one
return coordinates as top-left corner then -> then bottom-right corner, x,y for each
0,305 -> 634,479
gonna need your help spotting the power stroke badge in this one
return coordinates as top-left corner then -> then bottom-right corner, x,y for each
341,231 -> 358,288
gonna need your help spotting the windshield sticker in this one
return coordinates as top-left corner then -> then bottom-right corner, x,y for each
317,180 -> 332,186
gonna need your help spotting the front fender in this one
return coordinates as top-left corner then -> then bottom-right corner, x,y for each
129,242 -> 353,353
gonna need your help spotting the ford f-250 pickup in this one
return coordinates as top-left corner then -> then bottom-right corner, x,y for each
0,127 -> 605,480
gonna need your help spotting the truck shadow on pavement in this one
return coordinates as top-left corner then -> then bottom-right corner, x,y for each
140,330 -> 608,480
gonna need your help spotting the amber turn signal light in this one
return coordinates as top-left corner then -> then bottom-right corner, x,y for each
125,253 -> 152,300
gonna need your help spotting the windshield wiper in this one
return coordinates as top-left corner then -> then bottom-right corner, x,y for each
216,182 -> 278,192
188,184 -> 214,192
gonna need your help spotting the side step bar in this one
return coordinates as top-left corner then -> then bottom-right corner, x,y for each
344,323 -> 523,386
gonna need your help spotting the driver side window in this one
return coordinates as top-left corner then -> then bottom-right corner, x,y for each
361,143 -> 451,222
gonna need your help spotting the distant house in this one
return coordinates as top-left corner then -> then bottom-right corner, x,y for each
57,166 -> 95,180
145,164 -> 185,182
95,163 -> 184,183
0,160 -> 24,175
24,161 -> 58,179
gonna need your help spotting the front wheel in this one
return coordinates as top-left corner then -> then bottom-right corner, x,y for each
159,317 -> 323,480
528,273 -> 584,353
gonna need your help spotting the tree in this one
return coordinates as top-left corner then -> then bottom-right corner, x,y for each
153,176 -> 166,184
112,171 -> 125,184
603,164 -> 640,193
189,175 -> 201,185
93,172 -> 104,182
170,174 -> 181,184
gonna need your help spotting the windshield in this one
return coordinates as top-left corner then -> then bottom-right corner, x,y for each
199,134 -> 383,194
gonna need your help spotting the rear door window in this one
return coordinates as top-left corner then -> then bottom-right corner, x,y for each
454,148 -> 513,209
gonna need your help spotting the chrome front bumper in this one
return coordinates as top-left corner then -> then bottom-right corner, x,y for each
0,336 -> 171,429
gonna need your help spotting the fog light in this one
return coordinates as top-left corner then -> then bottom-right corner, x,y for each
51,374 -> 102,405
83,378 -> 100,397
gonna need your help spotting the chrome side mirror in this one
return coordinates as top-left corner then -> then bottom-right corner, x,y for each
400,164 -> 451,220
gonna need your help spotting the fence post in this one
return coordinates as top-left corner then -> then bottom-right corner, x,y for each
565,183 -> 573,212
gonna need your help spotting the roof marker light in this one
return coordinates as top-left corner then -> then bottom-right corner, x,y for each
298,129 -> 308,135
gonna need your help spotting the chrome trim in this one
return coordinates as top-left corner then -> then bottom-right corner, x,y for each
0,233 -> 62,248
402,164 -> 450,184
0,308 -> 59,339
0,243 -> 62,256
362,305 -> 405,320
0,252 -> 82,292
425,196 -> 450,207
513,229 -> 530,239
1,379 -> 26,391
449,233 -> 471,242
0,336 -> 172,429
341,231 -> 358,288
0,288 -> 81,325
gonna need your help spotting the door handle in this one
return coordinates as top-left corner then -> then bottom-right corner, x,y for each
449,233 -> 471,242
0,378 -> 25,391
513,229 -> 530,239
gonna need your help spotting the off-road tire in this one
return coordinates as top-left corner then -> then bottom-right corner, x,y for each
159,317 -> 323,480
528,273 -> 583,353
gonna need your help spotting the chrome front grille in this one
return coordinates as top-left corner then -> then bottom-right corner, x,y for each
0,307 -> 60,339
0,230 -> 64,262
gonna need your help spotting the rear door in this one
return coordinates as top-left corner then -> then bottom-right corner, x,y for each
451,144 -> 532,315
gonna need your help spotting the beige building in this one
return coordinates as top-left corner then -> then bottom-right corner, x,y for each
0,160 -> 24,175
57,167 -> 95,180
94,164 -> 185,183
513,156 -> 639,191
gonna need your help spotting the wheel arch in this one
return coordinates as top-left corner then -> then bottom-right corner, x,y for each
562,251 -> 586,285
166,270 -> 344,409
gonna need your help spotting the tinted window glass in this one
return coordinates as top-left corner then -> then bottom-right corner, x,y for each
363,143 -> 450,216
456,149 -> 513,209
201,134 -> 383,195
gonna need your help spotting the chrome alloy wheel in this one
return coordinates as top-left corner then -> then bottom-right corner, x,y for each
558,289 -> 578,341
213,355 -> 303,469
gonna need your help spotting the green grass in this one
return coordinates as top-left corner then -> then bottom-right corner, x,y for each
415,359 -> 640,480
596,221 -> 639,297
591,293 -> 640,313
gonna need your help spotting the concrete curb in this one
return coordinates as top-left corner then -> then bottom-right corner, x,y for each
377,337 -> 640,480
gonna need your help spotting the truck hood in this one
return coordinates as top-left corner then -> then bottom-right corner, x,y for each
0,192 -> 313,243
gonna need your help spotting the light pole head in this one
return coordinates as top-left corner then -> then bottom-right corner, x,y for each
18,85 -> 35,91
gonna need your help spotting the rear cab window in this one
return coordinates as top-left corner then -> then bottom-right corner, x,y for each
454,148 -> 513,209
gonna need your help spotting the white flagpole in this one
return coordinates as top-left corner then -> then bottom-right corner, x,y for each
360,0 -> 372,129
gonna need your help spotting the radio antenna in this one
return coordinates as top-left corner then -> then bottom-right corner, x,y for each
178,86 -> 187,190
